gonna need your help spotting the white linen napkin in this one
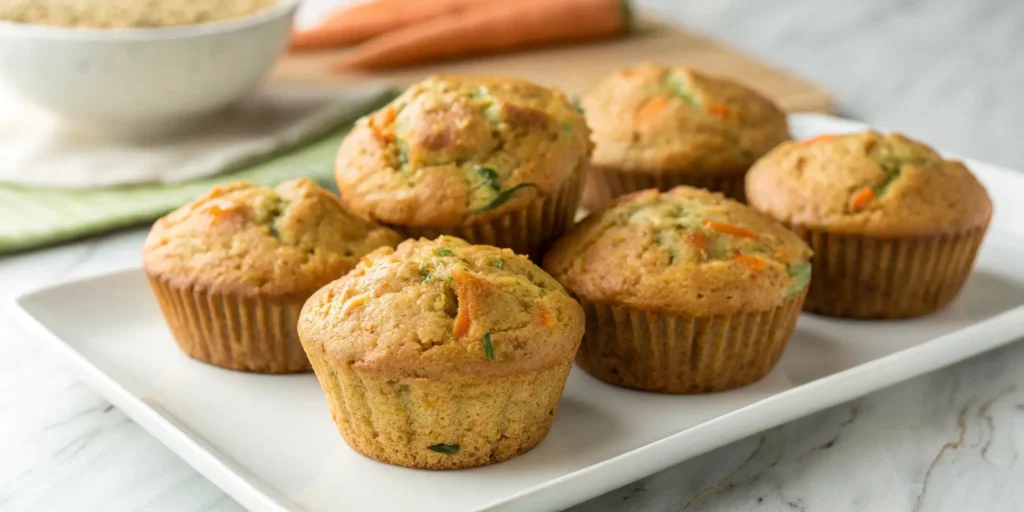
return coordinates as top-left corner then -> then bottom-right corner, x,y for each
0,83 -> 389,189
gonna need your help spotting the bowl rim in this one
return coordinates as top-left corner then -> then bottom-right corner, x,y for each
0,0 -> 299,41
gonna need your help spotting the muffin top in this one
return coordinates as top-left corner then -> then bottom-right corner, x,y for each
299,236 -> 584,380
142,178 -> 403,296
544,187 -> 813,316
745,131 -> 993,236
582,62 -> 789,176
335,75 -> 591,227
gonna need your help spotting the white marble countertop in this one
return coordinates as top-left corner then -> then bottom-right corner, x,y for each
4,1 -> 1024,511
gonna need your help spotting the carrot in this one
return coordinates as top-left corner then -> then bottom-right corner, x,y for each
453,306 -> 471,338
703,220 -> 759,239
706,104 -> 730,118
849,186 -> 876,212
635,97 -> 669,124
337,0 -> 631,70
290,0 -> 503,52
367,106 -> 396,142
538,309 -> 554,327
682,230 -> 708,252
733,255 -> 765,271
800,134 -> 838,146
204,200 -> 239,221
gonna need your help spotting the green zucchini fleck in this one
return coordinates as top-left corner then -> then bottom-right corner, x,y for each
873,160 -> 904,196
428,444 -> 460,454
784,261 -> 812,299
396,138 -> 409,166
475,183 -> 536,213
483,332 -> 495,361
665,74 -> 699,109
476,166 -> 501,192
571,96 -> 585,114
434,247 -> 453,257
493,258 -> 504,269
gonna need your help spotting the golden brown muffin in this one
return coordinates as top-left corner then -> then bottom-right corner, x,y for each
335,75 -> 591,260
581,62 -> 789,208
298,235 -> 584,469
143,178 -> 403,373
746,131 -> 992,318
544,186 -> 812,393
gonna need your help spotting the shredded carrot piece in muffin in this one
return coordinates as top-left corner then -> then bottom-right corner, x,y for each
703,220 -> 759,239
800,134 -> 838,146
733,254 -> 765,271
634,97 -> 669,124
706,104 -> 730,118
452,302 -> 472,338
367,106 -> 396,142
849,186 -> 876,212
538,309 -> 554,327
340,294 -> 370,316
204,201 -> 238,220
682,230 -> 709,252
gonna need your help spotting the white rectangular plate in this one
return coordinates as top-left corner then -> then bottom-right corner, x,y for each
14,114 -> 1024,512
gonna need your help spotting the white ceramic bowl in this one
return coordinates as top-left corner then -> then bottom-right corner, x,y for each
0,0 -> 298,139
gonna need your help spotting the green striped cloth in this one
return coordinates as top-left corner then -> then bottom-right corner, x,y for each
0,92 -> 393,255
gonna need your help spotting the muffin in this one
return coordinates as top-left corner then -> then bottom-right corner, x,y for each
334,75 -> 591,260
544,186 -> 812,393
298,236 -> 584,469
143,178 -> 403,373
580,62 -> 789,208
746,131 -> 992,318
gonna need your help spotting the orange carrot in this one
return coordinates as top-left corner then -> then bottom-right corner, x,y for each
538,309 -> 554,327
683,230 -> 708,252
337,0 -> 631,70
205,201 -> 239,220
703,220 -> 759,239
800,134 -> 838,146
733,255 -> 765,271
706,104 -> 730,118
453,304 -> 471,338
290,0 -> 503,51
849,186 -> 876,212
635,97 -> 669,124
367,106 -> 396,142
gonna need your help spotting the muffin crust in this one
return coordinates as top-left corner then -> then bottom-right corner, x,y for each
544,187 -> 812,316
143,178 -> 403,296
335,75 -> 591,227
745,131 -> 993,236
583,62 -> 789,176
300,236 -> 584,380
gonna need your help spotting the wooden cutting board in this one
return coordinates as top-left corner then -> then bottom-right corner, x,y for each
270,18 -> 832,113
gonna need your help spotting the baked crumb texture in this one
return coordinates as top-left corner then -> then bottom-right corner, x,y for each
581,62 -> 789,207
746,131 -> 992,318
335,75 -> 591,260
544,186 -> 811,393
143,178 -> 402,373
298,236 -> 585,469
1,0 -> 278,28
